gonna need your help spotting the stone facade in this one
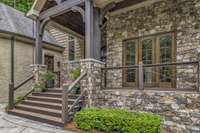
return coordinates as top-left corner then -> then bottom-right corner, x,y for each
80,59 -> 105,106
105,0 -> 200,89
58,0 -> 200,132
88,0 -> 200,132
96,90 -> 200,133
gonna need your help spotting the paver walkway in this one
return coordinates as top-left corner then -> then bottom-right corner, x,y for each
0,104 -> 76,133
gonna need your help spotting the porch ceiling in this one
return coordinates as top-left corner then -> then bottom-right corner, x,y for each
27,0 -> 146,35
52,11 -> 85,35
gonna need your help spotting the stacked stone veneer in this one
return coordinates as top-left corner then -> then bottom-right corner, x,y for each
80,59 -> 105,106
65,58 -> 200,132
105,0 -> 200,89
97,0 -> 200,132
96,90 -> 200,132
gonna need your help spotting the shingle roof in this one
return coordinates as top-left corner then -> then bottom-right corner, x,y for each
0,3 -> 58,45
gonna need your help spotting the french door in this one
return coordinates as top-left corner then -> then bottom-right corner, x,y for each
123,33 -> 176,88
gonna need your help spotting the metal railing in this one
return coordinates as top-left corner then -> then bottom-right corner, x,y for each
8,75 -> 34,109
102,61 -> 199,91
62,72 -> 87,123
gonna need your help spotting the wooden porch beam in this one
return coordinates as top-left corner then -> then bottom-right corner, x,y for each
71,6 -> 85,22
100,2 -> 116,25
39,0 -> 85,20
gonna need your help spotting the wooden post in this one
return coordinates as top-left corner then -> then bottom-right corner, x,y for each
62,88 -> 68,123
35,19 -> 43,64
93,8 -> 101,60
8,36 -> 15,109
197,63 -> 199,91
85,0 -> 94,58
139,62 -> 144,90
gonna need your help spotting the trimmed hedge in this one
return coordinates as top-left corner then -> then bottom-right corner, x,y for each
74,108 -> 162,133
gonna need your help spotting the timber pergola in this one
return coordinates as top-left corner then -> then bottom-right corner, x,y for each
27,0 -> 146,64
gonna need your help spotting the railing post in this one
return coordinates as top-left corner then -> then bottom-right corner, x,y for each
198,60 -> 200,91
8,83 -> 14,109
62,88 -> 68,123
139,62 -> 144,90
8,36 -> 15,110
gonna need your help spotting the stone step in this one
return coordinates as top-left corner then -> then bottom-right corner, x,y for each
8,109 -> 64,127
15,104 -> 62,117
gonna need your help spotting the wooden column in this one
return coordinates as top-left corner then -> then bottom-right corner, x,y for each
85,0 -> 94,58
35,19 -> 43,64
93,8 -> 101,60
8,36 -> 15,109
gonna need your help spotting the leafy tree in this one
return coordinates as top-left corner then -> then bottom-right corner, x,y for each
0,0 -> 32,12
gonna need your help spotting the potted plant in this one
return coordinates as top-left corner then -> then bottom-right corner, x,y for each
41,71 -> 56,88
64,67 -> 81,94
33,82 -> 45,92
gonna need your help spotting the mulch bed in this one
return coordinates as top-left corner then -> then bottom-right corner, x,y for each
64,122 -> 171,133
64,122 -> 114,133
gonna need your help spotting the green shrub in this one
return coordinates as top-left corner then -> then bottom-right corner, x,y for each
74,108 -> 162,133
41,71 -> 56,81
5,96 -> 24,112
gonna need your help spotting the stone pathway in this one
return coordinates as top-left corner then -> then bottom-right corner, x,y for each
0,104 -> 76,133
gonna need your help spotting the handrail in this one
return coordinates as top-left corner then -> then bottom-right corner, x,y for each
68,89 -> 87,113
101,61 -> 200,91
62,72 -> 87,123
66,72 -> 87,93
102,61 -> 199,70
14,75 -> 34,91
8,75 -> 34,109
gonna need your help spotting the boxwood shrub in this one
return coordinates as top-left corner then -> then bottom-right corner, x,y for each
74,108 -> 162,133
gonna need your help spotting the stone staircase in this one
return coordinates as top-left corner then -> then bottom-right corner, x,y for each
8,88 -> 83,127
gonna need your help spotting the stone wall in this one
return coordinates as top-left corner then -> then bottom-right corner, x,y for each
90,0 -> 200,132
96,90 -> 200,133
105,0 -> 200,89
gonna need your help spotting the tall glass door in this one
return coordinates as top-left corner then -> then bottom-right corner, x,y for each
123,40 -> 138,87
140,38 -> 156,87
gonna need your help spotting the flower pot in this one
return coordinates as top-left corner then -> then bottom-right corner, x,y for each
46,80 -> 54,88
69,88 -> 78,94
34,88 -> 43,93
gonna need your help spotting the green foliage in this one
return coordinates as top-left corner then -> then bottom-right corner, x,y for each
69,67 -> 81,80
41,71 -> 56,81
5,96 -> 24,112
74,108 -> 162,133
0,0 -> 32,12
33,82 -> 45,89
